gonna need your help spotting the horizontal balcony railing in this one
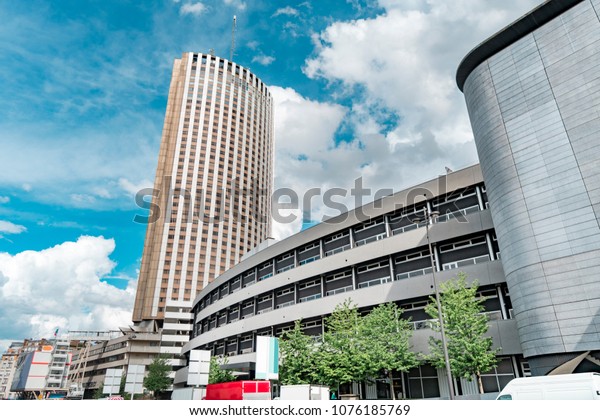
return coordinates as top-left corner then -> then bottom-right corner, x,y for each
357,276 -> 392,289
395,267 -> 433,281
411,310 -> 504,330
325,244 -> 351,257
392,221 -> 427,236
355,232 -> 387,247
276,264 -> 294,274
256,308 -> 273,315
326,285 -> 353,296
299,293 -> 321,303
434,204 -> 480,223
258,273 -> 273,281
442,254 -> 490,270
299,255 -> 320,265
276,301 -> 294,309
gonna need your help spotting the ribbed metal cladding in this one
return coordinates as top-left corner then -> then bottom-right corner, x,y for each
460,0 -> 600,369
134,53 -> 273,322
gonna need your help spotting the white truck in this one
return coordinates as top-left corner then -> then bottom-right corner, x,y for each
280,385 -> 330,400
497,373 -> 600,400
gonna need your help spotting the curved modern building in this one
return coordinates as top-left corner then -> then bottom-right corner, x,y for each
457,0 -> 600,375
134,53 -> 274,323
181,165 -> 526,399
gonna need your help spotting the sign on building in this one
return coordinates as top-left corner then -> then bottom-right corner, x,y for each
255,336 -> 279,380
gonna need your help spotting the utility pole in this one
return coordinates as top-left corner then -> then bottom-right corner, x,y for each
413,195 -> 455,399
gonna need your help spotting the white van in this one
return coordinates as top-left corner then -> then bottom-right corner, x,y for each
497,373 -> 600,400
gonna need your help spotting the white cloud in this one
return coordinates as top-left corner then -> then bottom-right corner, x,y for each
180,2 -> 206,16
304,0 -> 541,150
223,0 -> 246,11
270,86 -> 347,239
22,184 -> 32,192
92,186 -> 112,199
0,220 -> 26,235
252,54 -> 276,66
0,339 -> 14,354
118,178 -> 154,196
0,236 -> 135,341
264,0 -> 542,242
0,196 -> 9,204
273,7 -> 299,17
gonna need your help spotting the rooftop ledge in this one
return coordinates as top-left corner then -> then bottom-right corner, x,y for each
456,0 -> 584,92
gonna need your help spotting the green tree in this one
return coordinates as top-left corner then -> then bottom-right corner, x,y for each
119,374 -> 132,399
361,302 -> 418,399
208,356 -> 236,384
315,299 -> 370,390
93,383 -> 105,399
279,320 -> 318,385
143,354 -> 171,398
425,272 -> 499,394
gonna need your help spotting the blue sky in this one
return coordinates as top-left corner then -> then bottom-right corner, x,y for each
0,0 -> 542,350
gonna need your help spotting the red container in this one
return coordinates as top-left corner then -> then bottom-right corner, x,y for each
206,380 -> 271,400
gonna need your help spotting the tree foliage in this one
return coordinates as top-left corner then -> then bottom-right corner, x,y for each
208,356 -> 236,384
315,299 -> 371,389
93,383 -> 105,399
143,354 -> 172,397
279,320 -> 318,385
425,272 -> 499,393
119,374 -> 131,399
361,302 -> 418,398
278,299 -> 417,394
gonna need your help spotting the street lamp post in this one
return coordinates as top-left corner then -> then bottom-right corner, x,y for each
414,199 -> 455,400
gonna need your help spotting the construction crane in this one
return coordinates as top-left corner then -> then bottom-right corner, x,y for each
230,15 -> 237,62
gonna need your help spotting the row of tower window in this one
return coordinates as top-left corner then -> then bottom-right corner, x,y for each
191,54 -> 270,96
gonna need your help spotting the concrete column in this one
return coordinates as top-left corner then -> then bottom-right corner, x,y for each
486,232 -> 495,261
384,215 -> 392,237
426,201 -> 434,224
433,245 -> 441,272
475,184 -> 485,210
294,249 -> 298,268
497,285 -> 508,320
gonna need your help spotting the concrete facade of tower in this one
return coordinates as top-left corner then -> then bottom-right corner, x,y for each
133,53 -> 274,323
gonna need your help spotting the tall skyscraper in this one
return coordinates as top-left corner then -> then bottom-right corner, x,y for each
133,53 -> 274,323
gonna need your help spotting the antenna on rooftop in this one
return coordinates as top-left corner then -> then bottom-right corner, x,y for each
230,15 -> 237,62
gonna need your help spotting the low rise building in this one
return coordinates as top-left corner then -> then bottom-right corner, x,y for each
0,342 -> 23,399
11,338 -> 71,399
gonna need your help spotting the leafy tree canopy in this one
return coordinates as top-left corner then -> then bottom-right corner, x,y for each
209,356 -> 236,384
143,354 -> 172,397
279,320 -> 319,385
425,272 -> 499,393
